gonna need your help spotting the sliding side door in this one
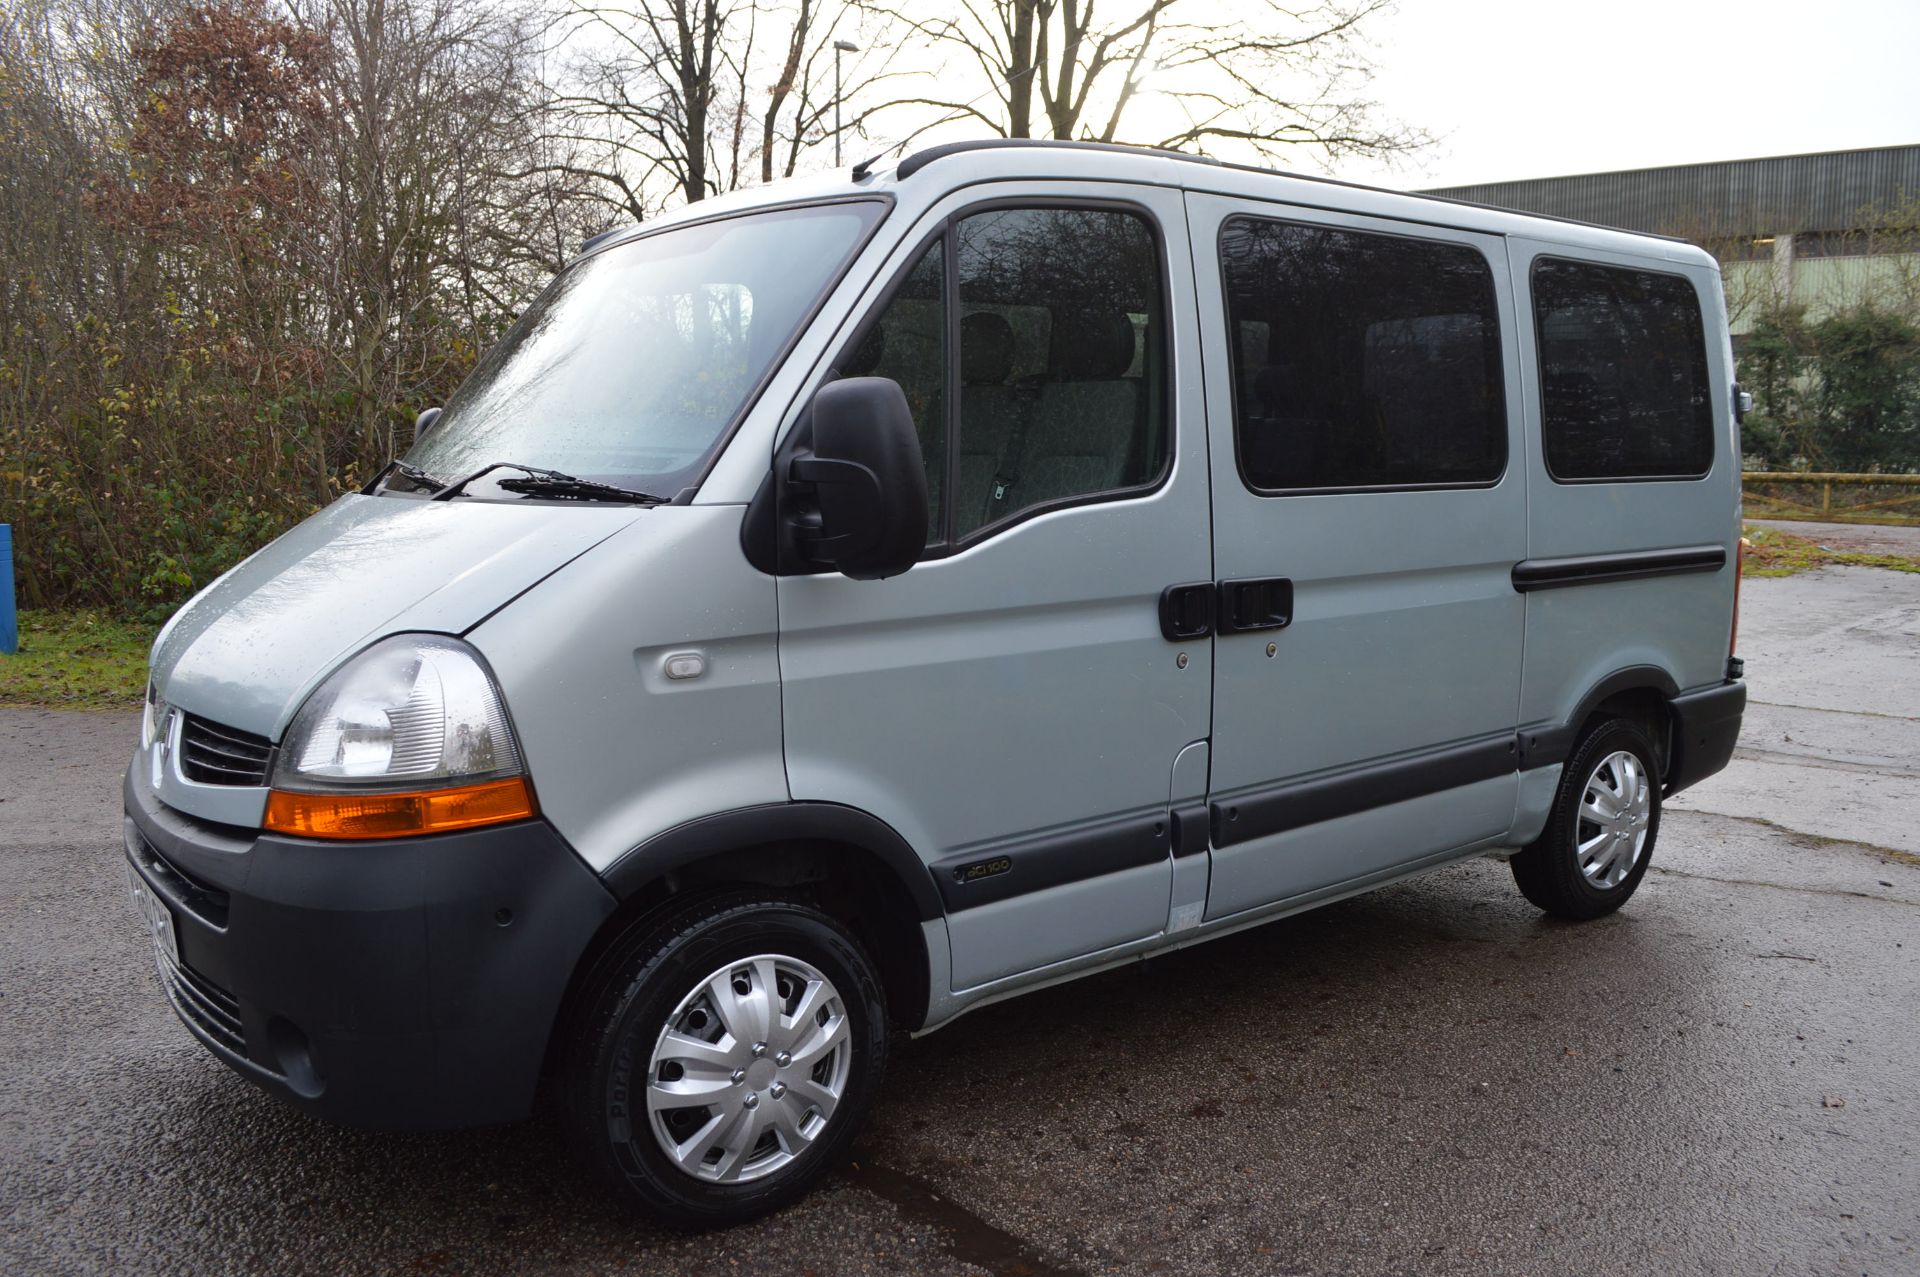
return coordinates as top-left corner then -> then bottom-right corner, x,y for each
1187,194 -> 1529,920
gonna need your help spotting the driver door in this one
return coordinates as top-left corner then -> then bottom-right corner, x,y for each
774,183 -> 1214,990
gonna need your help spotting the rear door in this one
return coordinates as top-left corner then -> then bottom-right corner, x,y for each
776,183 -> 1213,990
1185,194 -> 1529,920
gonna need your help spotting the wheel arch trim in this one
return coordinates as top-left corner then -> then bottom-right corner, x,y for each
1517,665 -> 1683,771
600,801 -> 946,921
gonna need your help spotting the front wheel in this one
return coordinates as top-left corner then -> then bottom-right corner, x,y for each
1511,718 -> 1662,920
558,891 -> 889,1228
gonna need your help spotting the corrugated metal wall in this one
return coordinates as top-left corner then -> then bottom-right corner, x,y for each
1423,145 -> 1920,239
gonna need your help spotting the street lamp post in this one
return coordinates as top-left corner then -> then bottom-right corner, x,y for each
833,39 -> 859,166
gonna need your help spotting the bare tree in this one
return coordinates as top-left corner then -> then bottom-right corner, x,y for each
858,0 -> 1425,167
290,0 -> 559,457
753,0 -> 892,181
540,0 -> 734,214
538,0 -> 898,221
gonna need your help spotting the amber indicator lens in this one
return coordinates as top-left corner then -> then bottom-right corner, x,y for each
263,777 -> 535,840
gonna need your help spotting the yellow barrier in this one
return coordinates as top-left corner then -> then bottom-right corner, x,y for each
1742,472 -> 1920,526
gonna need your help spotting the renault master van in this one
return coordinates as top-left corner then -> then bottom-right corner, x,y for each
123,139 -> 1747,1227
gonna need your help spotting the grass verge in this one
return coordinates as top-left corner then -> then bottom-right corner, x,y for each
0,610 -> 152,709
1743,525 -> 1920,577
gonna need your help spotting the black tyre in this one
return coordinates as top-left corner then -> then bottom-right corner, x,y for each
558,891 -> 889,1228
1511,718 -> 1662,920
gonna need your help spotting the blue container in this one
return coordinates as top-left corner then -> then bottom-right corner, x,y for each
0,523 -> 16,655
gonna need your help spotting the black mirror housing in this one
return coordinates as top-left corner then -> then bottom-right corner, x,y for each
412,406 -> 442,447
787,377 -> 926,580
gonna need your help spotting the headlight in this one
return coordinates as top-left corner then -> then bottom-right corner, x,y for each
141,681 -> 175,751
141,682 -> 174,794
277,635 -> 522,788
140,681 -> 160,749
264,636 -> 535,840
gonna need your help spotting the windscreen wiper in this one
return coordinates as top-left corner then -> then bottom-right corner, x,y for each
432,460 -> 664,505
495,474 -> 667,504
364,459 -> 448,495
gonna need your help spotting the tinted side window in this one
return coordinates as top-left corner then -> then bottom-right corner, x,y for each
836,240 -> 947,541
1220,217 -> 1507,493
952,207 -> 1165,539
1532,258 -> 1713,481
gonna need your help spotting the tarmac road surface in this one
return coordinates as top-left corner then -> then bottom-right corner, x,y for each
2,564 -> 1916,1276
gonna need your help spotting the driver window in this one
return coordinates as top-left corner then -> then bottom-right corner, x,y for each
831,204 -> 1166,551
835,240 -> 947,543
952,207 -> 1165,538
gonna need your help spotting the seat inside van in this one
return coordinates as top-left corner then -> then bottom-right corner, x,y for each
834,205 -> 1167,544
954,306 -> 1153,535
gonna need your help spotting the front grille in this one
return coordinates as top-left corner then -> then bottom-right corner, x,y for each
180,715 -> 273,786
158,948 -> 247,1058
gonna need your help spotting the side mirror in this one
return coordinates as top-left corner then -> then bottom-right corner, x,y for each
411,406 -> 442,446
785,377 -> 926,580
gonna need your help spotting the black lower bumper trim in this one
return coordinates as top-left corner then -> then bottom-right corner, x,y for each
124,769 -> 616,1130
1666,679 -> 1746,795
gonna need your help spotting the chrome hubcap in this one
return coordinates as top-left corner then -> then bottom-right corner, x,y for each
1576,750 -> 1652,889
645,954 -> 851,1184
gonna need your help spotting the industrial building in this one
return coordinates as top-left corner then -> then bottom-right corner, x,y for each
1423,144 -> 1920,335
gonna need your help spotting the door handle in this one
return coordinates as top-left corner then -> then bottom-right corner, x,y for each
1219,577 -> 1293,633
1158,582 -> 1215,642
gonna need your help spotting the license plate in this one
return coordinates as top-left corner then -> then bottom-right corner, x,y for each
125,863 -> 179,968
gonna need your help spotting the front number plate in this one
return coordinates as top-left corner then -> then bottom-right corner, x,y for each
125,863 -> 179,968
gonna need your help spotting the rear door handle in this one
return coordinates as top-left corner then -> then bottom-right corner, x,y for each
1218,577 -> 1292,633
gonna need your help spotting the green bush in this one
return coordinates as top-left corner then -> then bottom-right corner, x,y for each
1737,303 -> 1920,472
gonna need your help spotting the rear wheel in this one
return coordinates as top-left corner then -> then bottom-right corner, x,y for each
1511,718 -> 1662,920
559,891 -> 888,1228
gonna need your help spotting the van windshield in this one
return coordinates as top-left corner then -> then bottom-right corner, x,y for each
405,200 -> 886,497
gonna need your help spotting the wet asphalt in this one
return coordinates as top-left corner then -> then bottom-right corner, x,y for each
2,565 -> 1917,1276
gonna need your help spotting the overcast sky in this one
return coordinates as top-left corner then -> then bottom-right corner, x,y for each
1328,0 -> 1920,189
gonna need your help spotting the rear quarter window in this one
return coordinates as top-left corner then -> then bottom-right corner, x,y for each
1531,257 -> 1714,482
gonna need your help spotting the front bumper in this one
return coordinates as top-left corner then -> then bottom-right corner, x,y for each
123,768 -> 616,1129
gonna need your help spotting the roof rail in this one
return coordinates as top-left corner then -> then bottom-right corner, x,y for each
884,137 -> 1695,246
893,137 -> 1220,180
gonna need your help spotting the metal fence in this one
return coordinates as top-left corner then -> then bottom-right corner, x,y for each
1742,472 -> 1920,526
